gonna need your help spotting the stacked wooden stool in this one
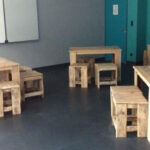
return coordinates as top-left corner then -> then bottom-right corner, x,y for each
20,66 -> 44,101
110,86 -> 148,138
69,63 -> 90,88
95,63 -> 118,88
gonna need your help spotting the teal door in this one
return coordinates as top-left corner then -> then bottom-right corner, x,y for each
105,0 -> 127,63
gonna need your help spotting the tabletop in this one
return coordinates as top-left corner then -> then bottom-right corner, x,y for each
0,57 -> 19,68
69,46 -> 121,53
133,66 -> 150,87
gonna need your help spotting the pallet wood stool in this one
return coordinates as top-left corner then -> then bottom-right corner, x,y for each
78,57 -> 95,78
20,65 -> 32,72
95,63 -> 118,88
110,86 -> 148,138
69,63 -> 90,88
20,70 -> 44,101
0,81 -> 21,117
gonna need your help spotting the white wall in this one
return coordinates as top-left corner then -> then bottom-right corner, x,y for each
0,0 -> 105,68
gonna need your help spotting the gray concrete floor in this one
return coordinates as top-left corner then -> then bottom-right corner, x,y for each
0,64 -> 150,150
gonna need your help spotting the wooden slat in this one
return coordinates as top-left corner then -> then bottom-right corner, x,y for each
116,104 -> 127,137
95,63 -> 117,71
25,91 -> 43,98
127,126 -> 137,132
4,106 -> 12,112
0,81 -> 19,90
137,104 -> 148,137
11,87 -> 21,115
0,90 -> 4,117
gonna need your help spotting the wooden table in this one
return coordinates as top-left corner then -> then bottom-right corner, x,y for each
69,46 -> 122,80
133,66 -> 150,142
0,57 -> 20,84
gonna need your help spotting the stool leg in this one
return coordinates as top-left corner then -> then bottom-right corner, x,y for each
95,66 -> 97,85
81,67 -> 88,88
110,92 -> 115,125
21,81 -> 25,101
69,66 -> 76,87
116,104 -> 127,137
115,70 -> 118,85
0,91 -> 4,117
97,71 -> 100,88
11,87 -> 21,115
137,104 -> 148,137
40,78 -> 44,99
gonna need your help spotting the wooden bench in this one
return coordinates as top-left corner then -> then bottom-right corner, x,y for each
21,70 -> 44,101
69,63 -> 91,88
110,86 -> 148,138
0,81 -> 21,117
95,63 -> 118,88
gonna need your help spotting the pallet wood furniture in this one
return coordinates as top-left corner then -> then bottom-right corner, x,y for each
20,70 -> 44,101
77,57 -> 95,78
69,46 -> 121,80
143,45 -> 150,65
110,86 -> 148,138
133,66 -> 150,142
95,63 -> 117,88
0,57 -> 20,84
69,63 -> 90,88
0,81 -> 21,117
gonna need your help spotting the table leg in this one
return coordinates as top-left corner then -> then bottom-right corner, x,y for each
114,52 -> 121,81
134,71 -> 138,86
147,89 -> 150,141
70,52 -> 77,65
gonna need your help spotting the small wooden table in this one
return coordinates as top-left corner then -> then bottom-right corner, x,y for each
0,57 -> 20,84
69,46 -> 121,80
133,66 -> 150,142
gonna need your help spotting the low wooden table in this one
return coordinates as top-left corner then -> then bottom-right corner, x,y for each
69,46 -> 121,80
133,66 -> 150,142
0,57 -> 20,84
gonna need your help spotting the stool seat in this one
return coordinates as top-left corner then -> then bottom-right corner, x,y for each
111,86 -> 147,104
95,63 -> 117,71
20,65 -> 32,72
0,81 -> 19,90
21,70 -> 42,79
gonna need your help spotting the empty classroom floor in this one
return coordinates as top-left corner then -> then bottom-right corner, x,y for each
0,63 -> 149,150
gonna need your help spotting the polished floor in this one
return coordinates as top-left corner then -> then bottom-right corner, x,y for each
0,63 -> 150,150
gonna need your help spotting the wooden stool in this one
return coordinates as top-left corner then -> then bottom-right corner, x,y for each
69,63 -> 90,88
78,57 -> 95,78
0,81 -> 21,117
20,65 -> 32,72
21,70 -> 44,101
95,63 -> 117,88
110,86 -> 148,138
